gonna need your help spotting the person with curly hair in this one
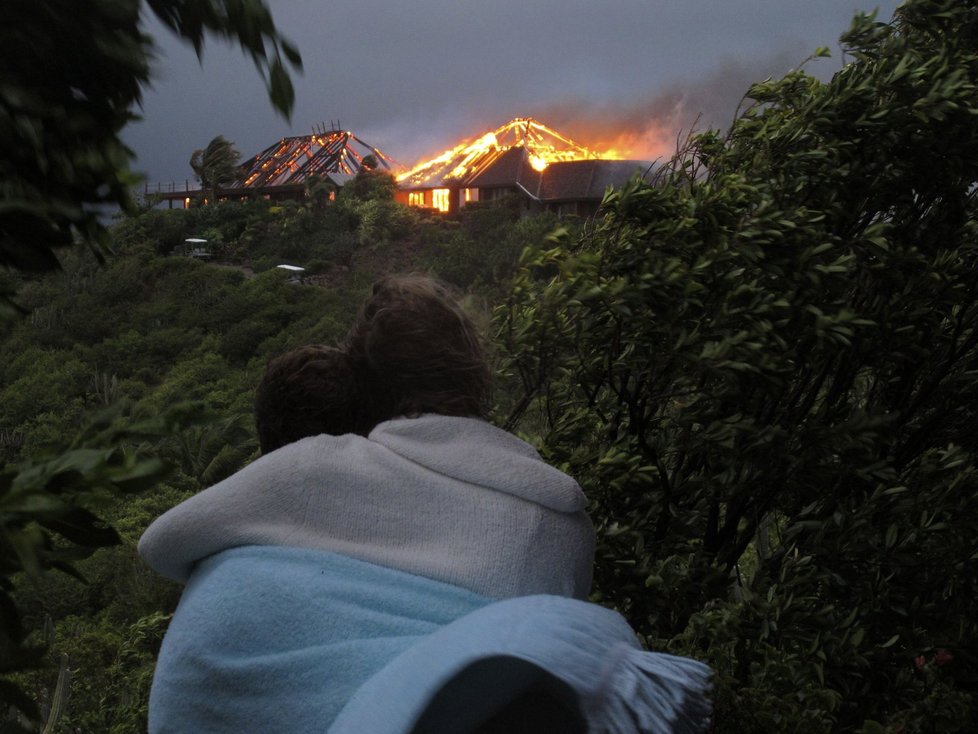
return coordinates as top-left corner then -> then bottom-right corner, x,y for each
139,275 -> 710,733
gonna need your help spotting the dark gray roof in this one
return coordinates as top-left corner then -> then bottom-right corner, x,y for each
534,159 -> 653,201
466,147 -> 538,188
400,146 -> 654,203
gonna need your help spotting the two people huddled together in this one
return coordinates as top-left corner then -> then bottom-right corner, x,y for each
139,275 -> 712,733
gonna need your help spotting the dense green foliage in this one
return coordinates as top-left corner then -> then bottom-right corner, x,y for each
0,186 -> 544,729
500,1 -> 978,730
0,0 -> 301,727
1,251 -> 359,730
0,0 -> 301,314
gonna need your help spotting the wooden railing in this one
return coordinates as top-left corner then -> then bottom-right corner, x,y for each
144,181 -> 201,195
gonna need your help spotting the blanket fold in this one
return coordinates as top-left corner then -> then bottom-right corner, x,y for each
150,545 -> 712,734
330,593 -> 713,734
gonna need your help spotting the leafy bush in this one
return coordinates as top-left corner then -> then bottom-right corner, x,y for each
1,0 -> 302,724
499,1 -> 978,729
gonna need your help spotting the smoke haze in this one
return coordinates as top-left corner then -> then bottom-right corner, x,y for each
123,1 -> 899,183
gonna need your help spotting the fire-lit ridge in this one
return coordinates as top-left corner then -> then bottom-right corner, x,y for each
397,117 -> 620,187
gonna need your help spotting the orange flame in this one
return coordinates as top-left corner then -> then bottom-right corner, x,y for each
397,117 -> 627,187
529,100 -> 684,163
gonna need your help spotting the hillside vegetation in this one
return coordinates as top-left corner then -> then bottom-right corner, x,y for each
0,179 -> 561,731
499,2 -> 978,730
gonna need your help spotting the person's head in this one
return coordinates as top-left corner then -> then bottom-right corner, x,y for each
254,345 -> 358,454
346,274 -> 490,432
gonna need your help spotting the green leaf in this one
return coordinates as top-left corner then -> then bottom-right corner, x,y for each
280,39 -> 303,69
884,524 -> 898,549
267,58 -> 295,118
879,634 -> 900,648
38,506 -> 120,548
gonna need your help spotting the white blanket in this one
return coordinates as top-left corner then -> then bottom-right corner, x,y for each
139,414 -> 595,599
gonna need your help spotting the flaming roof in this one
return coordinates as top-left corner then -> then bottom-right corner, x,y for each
236,129 -> 398,188
397,117 -> 605,189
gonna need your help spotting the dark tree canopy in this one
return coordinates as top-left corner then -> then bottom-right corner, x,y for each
0,1 -> 301,726
500,0 -> 978,729
0,0 -> 301,313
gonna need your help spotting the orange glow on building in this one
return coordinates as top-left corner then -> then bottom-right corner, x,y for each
394,117 -> 652,215
431,189 -> 450,212
397,118 -> 617,189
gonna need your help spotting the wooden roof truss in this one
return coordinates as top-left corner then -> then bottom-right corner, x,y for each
238,130 -> 396,188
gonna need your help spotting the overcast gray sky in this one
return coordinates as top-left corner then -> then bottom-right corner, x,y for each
124,0 -> 903,185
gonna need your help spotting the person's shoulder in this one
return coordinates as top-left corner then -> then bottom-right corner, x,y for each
367,415 -> 586,513
263,431 -> 365,457
370,414 -> 510,441
236,432 -> 371,480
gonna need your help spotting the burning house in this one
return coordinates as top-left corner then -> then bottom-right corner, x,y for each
149,124 -> 397,208
394,117 -> 654,217
148,117 -> 654,216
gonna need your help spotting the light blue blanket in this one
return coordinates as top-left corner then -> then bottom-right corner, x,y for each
149,546 -> 490,733
149,545 -> 712,733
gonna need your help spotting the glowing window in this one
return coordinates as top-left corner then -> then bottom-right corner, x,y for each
432,189 -> 450,213
463,188 -> 479,204
408,191 -> 426,207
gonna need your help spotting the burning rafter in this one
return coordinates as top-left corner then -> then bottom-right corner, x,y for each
237,130 -> 398,188
397,117 -> 609,188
